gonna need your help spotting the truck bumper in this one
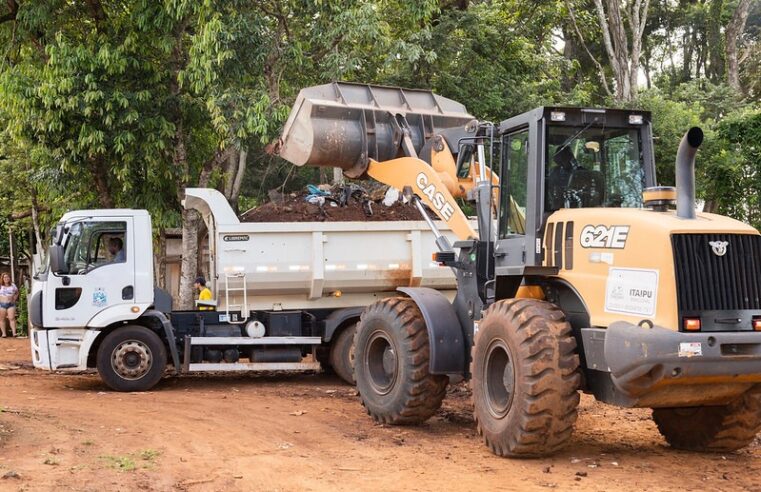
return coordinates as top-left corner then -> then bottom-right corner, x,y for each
582,322 -> 761,407
31,327 -> 99,372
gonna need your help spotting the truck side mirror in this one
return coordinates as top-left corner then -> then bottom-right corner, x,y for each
49,245 -> 67,275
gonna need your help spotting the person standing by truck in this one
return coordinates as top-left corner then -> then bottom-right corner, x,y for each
0,273 -> 19,337
194,276 -> 213,310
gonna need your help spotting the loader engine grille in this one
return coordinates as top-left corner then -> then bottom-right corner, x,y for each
672,233 -> 761,312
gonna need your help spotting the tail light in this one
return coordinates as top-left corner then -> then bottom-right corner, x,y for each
683,317 -> 701,331
753,316 -> 761,331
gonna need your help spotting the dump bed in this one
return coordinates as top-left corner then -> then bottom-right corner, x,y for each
184,189 -> 468,311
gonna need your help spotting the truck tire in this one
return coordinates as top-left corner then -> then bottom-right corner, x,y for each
652,388 -> 761,452
471,298 -> 580,457
354,297 -> 448,424
96,325 -> 167,392
329,323 -> 356,385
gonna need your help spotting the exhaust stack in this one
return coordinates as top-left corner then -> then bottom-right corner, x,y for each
675,127 -> 704,219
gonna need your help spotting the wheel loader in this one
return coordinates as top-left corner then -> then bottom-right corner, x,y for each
277,82 -> 761,457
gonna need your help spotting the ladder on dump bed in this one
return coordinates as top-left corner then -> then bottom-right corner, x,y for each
223,272 -> 249,324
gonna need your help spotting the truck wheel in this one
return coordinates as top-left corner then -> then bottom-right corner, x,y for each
96,325 -> 167,392
354,297 -> 448,424
329,323 -> 357,385
653,388 -> 761,452
471,299 -> 580,457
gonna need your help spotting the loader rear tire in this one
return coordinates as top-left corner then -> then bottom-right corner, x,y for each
471,299 -> 581,457
354,297 -> 448,425
330,323 -> 356,385
653,388 -> 761,452
96,325 -> 167,392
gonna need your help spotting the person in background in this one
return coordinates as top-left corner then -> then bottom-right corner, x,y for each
194,276 -> 213,310
0,273 -> 19,337
108,237 -> 126,263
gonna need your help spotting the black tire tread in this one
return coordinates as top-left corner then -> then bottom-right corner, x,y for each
471,298 -> 581,457
355,297 -> 448,425
653,388 -> 761,452
96,325 -> 167,392
329,323 -> 356,385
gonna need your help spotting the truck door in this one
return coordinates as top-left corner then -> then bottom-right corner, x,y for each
44,217 -> 136,328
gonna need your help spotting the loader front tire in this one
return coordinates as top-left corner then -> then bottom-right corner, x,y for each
653,388 -> 761,452
471,299 -> 581,457
96,325 -> 167,392
354,297 -> 448,425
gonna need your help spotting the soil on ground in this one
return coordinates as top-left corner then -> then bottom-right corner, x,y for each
1,336 -> 760,491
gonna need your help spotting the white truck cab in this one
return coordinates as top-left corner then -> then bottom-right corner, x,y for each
31,209 -> 156,373
30,189 -> 467,391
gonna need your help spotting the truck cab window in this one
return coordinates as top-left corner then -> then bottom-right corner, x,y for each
62,221 -> 127,274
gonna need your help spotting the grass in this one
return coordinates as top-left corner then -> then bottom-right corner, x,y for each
100,455 -> 137,472
100,449 -> 161,472
139,449 -> 160,461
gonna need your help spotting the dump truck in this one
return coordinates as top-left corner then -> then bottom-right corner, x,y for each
29,187 -> 469,390
277,82 -> 761,456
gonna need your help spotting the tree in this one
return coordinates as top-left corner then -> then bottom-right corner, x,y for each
726,0 -> 753,91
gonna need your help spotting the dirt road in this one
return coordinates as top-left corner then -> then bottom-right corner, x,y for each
1,337 -> 760,492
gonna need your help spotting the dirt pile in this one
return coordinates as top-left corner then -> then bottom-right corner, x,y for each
241,184 -> 424,223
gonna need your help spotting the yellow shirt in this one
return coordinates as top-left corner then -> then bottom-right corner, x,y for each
198,287 -> 213,310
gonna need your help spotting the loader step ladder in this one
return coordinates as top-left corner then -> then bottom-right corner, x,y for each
181,336 -> 323,373
224,272 -> 249,324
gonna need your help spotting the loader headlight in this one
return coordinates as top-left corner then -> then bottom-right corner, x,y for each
550,111 -> 566,122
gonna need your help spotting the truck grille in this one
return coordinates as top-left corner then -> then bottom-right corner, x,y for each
672,233 -> 761,312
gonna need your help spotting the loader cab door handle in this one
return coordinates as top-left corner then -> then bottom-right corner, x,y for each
122,285 -> 134,300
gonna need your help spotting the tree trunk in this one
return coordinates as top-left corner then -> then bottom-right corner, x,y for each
591,0 -> 649,102
89,156 -> 114,208
155,228 -> 166,290
230,148 -> 247,207
178,208 -> 201,310
707,0 -> 725,81
726,0 -> 752,91
30,191 -> 43,256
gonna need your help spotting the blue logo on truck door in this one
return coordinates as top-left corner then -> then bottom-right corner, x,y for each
92,288 -> 107,307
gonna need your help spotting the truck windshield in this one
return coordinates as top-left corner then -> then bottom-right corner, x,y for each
545,126 -> 645,213
62,221 -> 127,274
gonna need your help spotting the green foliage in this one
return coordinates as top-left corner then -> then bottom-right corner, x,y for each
634,88 -> 704,186
0,0 -> 757,268
16,284 -> 27,336
703,107 -> 761,229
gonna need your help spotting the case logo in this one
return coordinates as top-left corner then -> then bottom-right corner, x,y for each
709,240 -> 728,257
416,172 -> 455,221
580,225 -> 629,249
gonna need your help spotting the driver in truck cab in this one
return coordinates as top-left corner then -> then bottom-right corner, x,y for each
195,276 -> 213,310
107,237 -> 126,263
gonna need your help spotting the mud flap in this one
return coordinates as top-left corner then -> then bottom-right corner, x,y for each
143,309 -> 180,375
397,287 -> 466,375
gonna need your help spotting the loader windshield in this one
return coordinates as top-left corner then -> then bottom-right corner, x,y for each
545,126 -> 645,212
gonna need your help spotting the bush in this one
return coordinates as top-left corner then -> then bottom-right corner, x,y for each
16,284 -> 28,336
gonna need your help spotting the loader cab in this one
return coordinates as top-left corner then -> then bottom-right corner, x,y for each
494,107 -> 657,274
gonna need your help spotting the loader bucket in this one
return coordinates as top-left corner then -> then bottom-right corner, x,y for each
277,82 -> 474,178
